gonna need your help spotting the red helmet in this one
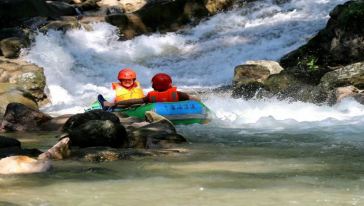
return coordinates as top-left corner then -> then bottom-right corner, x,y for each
152,73 -> 172,91
118,68 -> 136,80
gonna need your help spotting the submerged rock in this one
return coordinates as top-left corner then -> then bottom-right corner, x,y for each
71,146 -> 187,162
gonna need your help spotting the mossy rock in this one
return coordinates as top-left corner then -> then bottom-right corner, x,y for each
0,37 -> 25,58
0,83 -> 38,116
280,1 -> 364,83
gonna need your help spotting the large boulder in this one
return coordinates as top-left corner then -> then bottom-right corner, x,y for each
204,0 -> 234,14
67,119 -> 128,148
130,111 -> 187,149
46,1 -> 77,16
62,110 -> 120,132
76,0 -> 100,11
0,27 -> 30,42
0,102 -> 52,132
0,37 -> 25,58
232,60 -> 283,99
40,18 -> 81,32
0,83 -> 38,117
106,0 -> 237,39
98,0 -> 146,13
62,110 -> 128,148
0,0 -> 52,27
0,0 -> 78,28
0,58 -> 47,103
280,1 -> 364,83
263,72 -> 329,103
319,62 -> 364,90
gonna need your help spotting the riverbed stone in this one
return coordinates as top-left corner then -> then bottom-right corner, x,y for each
130,114 -> 187,149
76,0 -> 100,11
0,58 -> 47,103
71,146 -> 186,162
335,86 -> 360,102
47,1 -> 77,16
232,61 -> 283,99
40,18 -> 81,32
1,102 -> 52,132
319,62 -> 364,90
0,83 -> 38,117
0,37 -> 25,58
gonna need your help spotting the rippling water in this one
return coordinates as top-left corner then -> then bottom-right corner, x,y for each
1,127 -> 364,205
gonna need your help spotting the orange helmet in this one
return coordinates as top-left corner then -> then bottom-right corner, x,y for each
118,68 -> 136,80
151,73 -> 172,91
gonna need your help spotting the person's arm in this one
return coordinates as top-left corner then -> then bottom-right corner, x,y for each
113,96 -> 148,108
178,91 -> 201,101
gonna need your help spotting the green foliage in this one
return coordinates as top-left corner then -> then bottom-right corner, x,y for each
297,55 -> 319,72
339,2 -> 364,24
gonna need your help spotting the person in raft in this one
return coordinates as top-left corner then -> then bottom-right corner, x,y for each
98,68 -> 145,109
99,73 -> 199,109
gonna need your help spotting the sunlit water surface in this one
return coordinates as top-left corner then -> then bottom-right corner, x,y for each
1,122 -> 364,206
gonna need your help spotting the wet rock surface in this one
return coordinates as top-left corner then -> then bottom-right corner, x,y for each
280,1 -> 364,84
0,83 -> 38,117
0,58 -> 47,103
1,102 -> 52,132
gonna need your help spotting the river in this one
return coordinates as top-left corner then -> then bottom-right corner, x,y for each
1,0 -> 364,205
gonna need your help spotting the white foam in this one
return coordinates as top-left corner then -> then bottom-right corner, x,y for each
23,0 -> 350,118
204,95 -> 364,128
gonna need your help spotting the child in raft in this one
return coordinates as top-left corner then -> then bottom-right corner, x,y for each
99,73 -> 199,109
98,68 -> 145,108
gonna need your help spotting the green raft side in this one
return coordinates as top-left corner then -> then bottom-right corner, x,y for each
120,103 -> 155,119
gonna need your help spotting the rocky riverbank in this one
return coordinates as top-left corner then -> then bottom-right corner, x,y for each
232,0 -> 364,105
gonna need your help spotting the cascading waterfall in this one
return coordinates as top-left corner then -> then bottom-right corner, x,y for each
24,0 -> 364,129
3,1 -> 364,204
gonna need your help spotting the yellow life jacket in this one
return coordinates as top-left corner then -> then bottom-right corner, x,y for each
112,81 -> 144,102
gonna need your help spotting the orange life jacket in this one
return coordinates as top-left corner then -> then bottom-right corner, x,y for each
147,87 -> 179,102
112,81 -> 144,102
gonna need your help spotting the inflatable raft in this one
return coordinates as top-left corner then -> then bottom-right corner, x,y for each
86,100 -> 211,125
